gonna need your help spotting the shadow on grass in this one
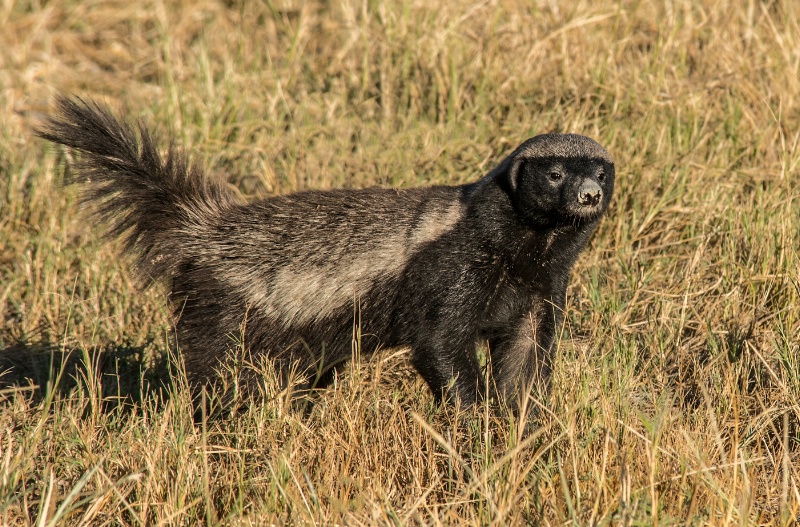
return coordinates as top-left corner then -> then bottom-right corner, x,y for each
0,339 -> 173,413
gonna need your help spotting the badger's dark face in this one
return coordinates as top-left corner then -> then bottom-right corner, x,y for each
504,135 -> 615,228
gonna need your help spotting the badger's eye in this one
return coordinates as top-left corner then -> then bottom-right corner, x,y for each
548,171 -> 562,182
597,171 -> 605,182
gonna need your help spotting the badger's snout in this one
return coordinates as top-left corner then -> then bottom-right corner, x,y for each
577,180 -> 603,207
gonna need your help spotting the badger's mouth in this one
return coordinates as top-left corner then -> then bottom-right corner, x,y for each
561,201 -> 606,225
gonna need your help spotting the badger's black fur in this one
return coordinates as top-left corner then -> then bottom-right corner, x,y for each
37,96 -> 615,408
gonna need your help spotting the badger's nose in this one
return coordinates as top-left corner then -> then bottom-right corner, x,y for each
578,180 -> 603,206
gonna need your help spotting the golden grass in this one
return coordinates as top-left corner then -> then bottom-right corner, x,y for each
1,0 -> 798,524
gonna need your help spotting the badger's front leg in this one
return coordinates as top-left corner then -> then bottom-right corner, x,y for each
486,293 -> 564,409
410,328 -> 485,405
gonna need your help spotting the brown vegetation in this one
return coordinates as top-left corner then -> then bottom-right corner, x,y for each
1,0 -> 798,524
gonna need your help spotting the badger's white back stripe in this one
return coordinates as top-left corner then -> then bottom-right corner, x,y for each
410,201 -> 465,249
235,200 -> 466,326
268,239 -> 407,324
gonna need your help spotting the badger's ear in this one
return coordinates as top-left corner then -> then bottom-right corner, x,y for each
506,158 -> 525,193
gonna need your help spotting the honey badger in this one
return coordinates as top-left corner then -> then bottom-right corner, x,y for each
37,96 -> 615,408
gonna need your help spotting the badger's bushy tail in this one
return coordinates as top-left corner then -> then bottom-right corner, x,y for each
36,96 -> 237,286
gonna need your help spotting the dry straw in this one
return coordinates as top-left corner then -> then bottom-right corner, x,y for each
1,0 -> 798,524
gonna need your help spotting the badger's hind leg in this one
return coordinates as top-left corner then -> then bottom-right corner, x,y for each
167,279 -> 316,409
181,332 -> 337,419
227,314 -> 360,409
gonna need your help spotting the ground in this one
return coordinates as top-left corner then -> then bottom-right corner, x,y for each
0,0 -> 798,525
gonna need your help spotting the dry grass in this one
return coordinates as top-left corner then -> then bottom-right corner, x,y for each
1,0 -> 799,525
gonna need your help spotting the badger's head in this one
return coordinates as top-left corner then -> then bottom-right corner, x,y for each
501,134 -> 614,228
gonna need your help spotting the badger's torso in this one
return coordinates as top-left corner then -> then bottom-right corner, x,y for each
173,181 -> 593,355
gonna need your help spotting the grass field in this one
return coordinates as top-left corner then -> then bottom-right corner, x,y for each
1,0 -> 799,525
